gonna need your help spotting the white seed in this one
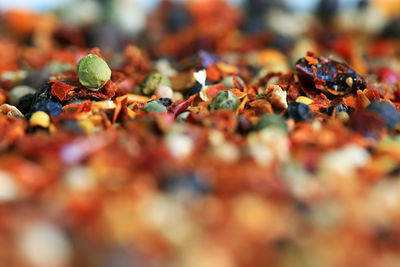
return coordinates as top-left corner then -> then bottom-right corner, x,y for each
18,222 -> 72,267
64,166 -> 96,192
266,85 -> 288,110
345,77 -> 353,88
0,171 -> 19,202
155,85 -> 173,99
336,111 -> 350,123
172,92 -> 184,101
166,133 -> 193,158
9,85 -> 35,106
319,145 -> 370,177
0,104 -> 24,118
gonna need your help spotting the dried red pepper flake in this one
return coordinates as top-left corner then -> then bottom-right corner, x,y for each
62,100 -> 92,117
233,76 -> 245,91
50,80 -> 76,101
206,65 -> 222,82
308,93 -> 331,112
304,55 -> 319,65
205,83 -> 227,99
348,111 -> 386,139
172,94 -> 199,117
88,47 -> 106,61
50,78 -> 116,102
296,54 -> 367,96
112,96 -> 128,123
378,67 -> 400,84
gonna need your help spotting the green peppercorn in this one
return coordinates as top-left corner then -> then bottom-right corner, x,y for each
254,114 -> 288,132
210,90 -> 240,111
76,54 -> 111,91
141,72 -> 172,96
143,101 -> 167,113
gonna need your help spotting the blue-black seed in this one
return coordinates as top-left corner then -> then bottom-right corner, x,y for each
60,120 -> 84,135
17,93 -> 35,115
166,5 -> 192,33
22,68 -> 53,89
160,173 -> 211,194
30,99 -> 63,117
184,81 -> 202,97
324,102 -> 349,115
284,102 -> 313,122
365,100 -> 400,130
158,98 -> 172,107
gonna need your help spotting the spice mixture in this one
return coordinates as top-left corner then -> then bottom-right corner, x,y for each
0,1 -> 400,266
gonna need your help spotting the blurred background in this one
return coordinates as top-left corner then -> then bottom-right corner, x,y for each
2,0 -> 400,81
2,0 -> 400,69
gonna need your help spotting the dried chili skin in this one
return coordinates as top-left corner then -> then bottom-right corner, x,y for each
296,55 -> 367,95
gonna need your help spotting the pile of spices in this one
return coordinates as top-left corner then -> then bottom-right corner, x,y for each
0,1 -> 400,266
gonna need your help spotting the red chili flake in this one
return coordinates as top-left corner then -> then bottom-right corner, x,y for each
309,93 -> 331,112
112,96 -> 127,123
330,36 -> 352,60
368,40 -> 396,58
206,65 -> 222,82
205,83 -> 227,99
100,80 -> 117,99
233,76 -> 245,91
115,78 -> 135,96
62,100 -> 92,117
348,111 -> 386,139
343,95 -> 359,110
50,80 -> 76,101
172,94 -> 199,117
304,55 -> 318,65
248,98 -> 273,116
229,89 -> 247,99
287,85 -> 301,100
88,47 -> 106,60
356,90 -> 371,109
378,67 -> 399,84
363,89 -> 380,101
50,79 -> 116,102
395,89 -> 400,102
200,110 -> 238,132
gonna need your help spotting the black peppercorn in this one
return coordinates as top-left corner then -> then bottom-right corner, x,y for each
284,102 -> 313,122
365,100 -> 400,130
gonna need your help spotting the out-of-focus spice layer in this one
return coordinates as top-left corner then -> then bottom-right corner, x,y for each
1,1 -> 400,267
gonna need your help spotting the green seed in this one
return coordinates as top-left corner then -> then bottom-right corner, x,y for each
143,101 -> 167,113
77,54 -> 111,90
254,114 -> 288,132
141,72 -> 172,96
210,90 -> 240,111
